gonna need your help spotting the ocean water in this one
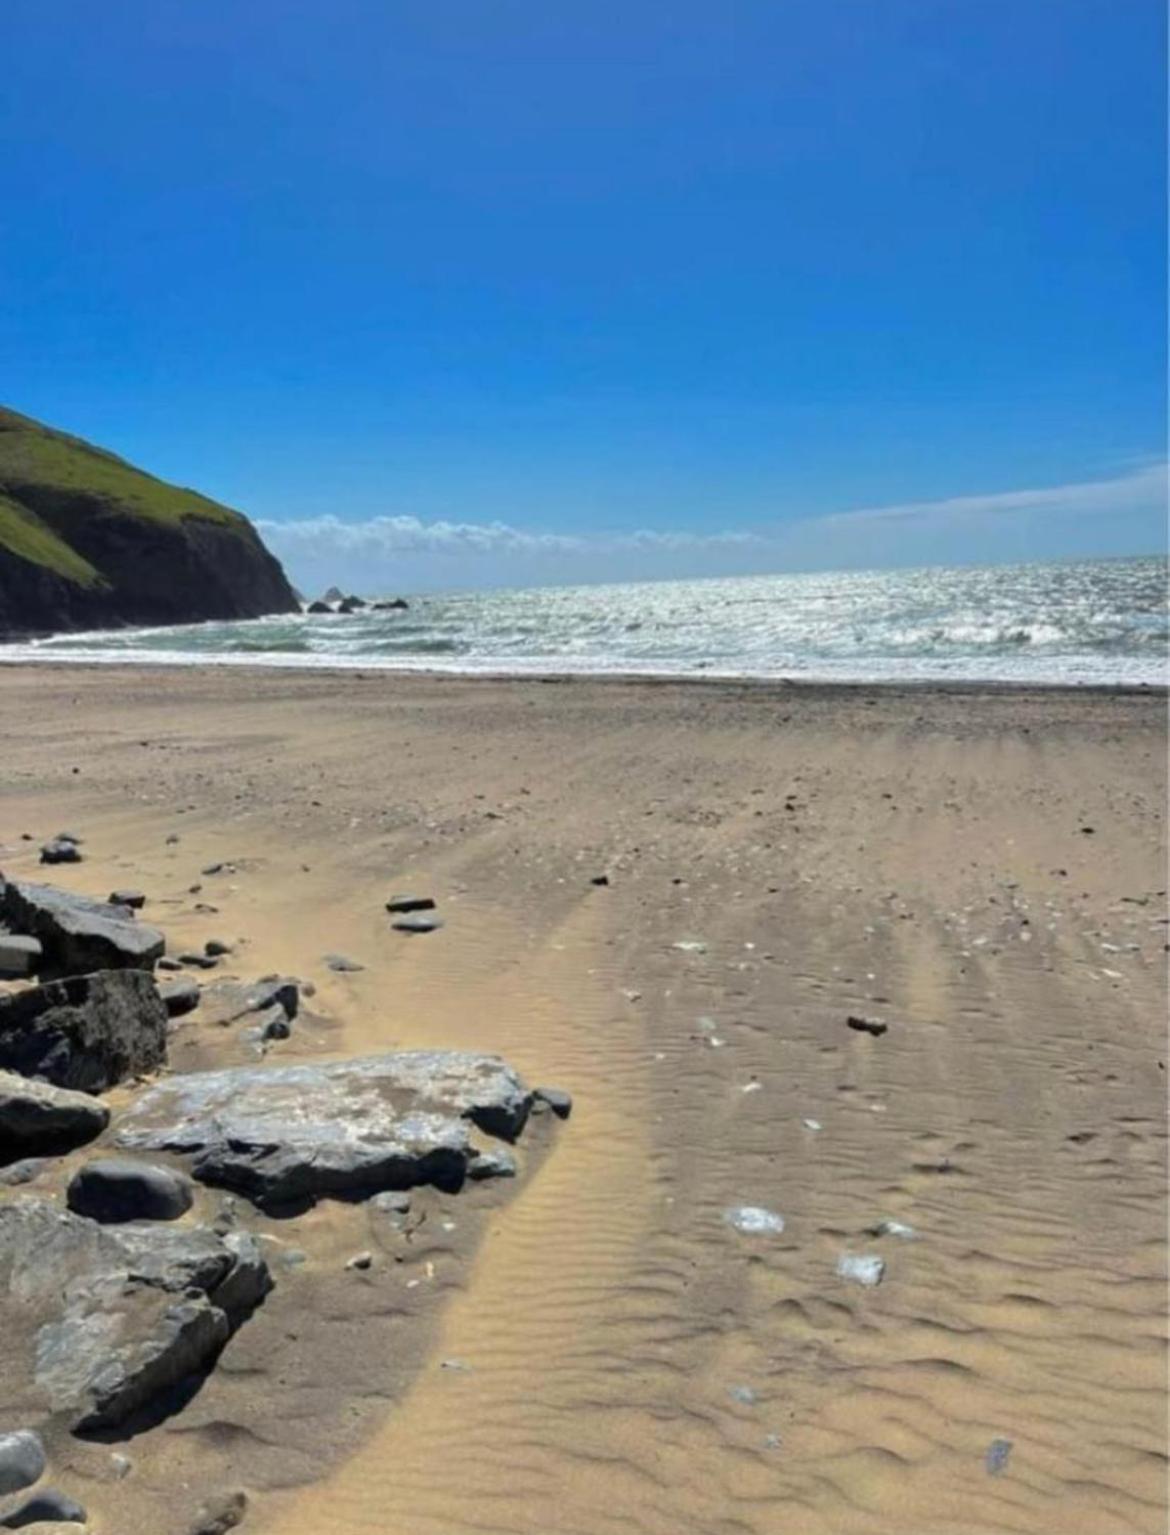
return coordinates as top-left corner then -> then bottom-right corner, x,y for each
2,556 -> 1166,686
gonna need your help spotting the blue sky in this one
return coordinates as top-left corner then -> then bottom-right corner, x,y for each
1,0 -> 1165,591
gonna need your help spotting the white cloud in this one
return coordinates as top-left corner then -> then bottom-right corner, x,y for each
258,462 -> 1166,592
821,462 -> 1167,528
257,512 -> 764,558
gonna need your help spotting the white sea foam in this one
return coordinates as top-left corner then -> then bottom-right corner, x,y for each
1,556 -> 1165,686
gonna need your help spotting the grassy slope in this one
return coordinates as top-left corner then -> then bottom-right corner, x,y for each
0,492 -> 103,587
0,404 -> 249,586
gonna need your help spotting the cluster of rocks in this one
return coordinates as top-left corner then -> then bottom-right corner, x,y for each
305,589 -> 409,616
0,860 -> 568,1529
0,1427 -> 85,1529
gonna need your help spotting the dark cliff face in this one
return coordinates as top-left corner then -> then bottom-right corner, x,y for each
0,406 -> 300,640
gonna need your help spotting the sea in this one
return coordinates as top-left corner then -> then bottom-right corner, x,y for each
1,555 -> 1166,687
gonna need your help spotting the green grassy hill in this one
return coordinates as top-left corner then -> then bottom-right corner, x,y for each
0,406 -> 299,636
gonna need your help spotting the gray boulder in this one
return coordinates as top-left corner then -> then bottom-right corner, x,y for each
0,1197 -> 271,1432
534,1086 -> 573,1120
0,971 -> 167,1092
385,894 -> 435,914
38,840 -> 81,867
467,1146 -> 517,1180
391,912 -> 443,934
159,979 -> 201,1018
115,1051 -> 535,1205
0,1431 -> 45,1496
0,880 -> 164,975
67,1158 -> 193,1223
0,1487 -> 85,1527
0,1070 -> 109,1156
0,937 -> 41,980
306,600 -> 332,614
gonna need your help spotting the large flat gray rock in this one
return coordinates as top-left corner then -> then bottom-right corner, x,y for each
0,1196 -> 271,1432
0,971 -> 167,1092
0,1069 -> 109,1157
115,1051 -> 534,1204
0,880 -> 164,976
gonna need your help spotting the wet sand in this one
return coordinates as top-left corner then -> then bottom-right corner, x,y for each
0,665 -> 1165,1535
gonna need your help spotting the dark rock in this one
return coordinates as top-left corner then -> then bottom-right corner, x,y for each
157,956 -> 183,972
534,1086 -> 573,1119
391,912 -> 443,934
108,889 -> 146,910
0,970 -> 168,1092
324,954 -> 364,973
0,1487 -> 86,1527
846,1015 -> 888,1037
346,1250 -> 373,1271
385,894 -> 435,914
467,1147 -> 517,1179
115,1051 -> 535,1205
0,1196 -> 272,1431
0,1431 -> 45,1496
0,880 -> 164,975
0,1069 -> 109,1156
199,977 -> 299,1029
590,874 -> 610,887
160,979 -> 201,1018
204,940 -> 233,958
306,600 -> 333,614
337,594 -> 366,614
257,1006 -> 291,1042
67,1158 -> 193,1223
0,936 -> 41,979
179,953 -> 220,971
186,1489 -> 248,1534
38,839 -> 82,866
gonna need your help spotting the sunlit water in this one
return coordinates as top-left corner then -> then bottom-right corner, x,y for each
2,556 -> 1166,685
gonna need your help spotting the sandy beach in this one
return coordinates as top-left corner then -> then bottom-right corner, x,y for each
0,664 -> 1165,1535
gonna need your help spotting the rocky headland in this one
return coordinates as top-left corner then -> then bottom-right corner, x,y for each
0,407 -> 299,639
